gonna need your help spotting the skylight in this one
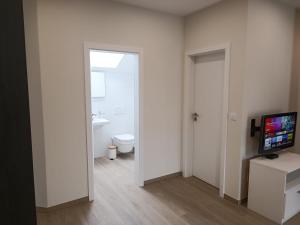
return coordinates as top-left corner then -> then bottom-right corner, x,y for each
90,50 -> 124,69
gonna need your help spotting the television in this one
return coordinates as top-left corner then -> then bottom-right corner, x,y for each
258,112 -> 297,158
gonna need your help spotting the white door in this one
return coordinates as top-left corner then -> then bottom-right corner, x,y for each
192,52 -> 225,188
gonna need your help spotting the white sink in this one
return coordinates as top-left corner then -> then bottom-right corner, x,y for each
92,118 -> 110,127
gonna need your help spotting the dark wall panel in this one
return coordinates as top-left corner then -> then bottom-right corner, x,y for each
0,1 -> 37,225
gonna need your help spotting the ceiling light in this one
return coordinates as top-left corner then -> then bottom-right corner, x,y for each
90,50 -> 124,68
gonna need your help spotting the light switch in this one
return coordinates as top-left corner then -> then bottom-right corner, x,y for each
229,112 -> 238,121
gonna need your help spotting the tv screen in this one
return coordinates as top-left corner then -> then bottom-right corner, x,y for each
259,112 -> 297,154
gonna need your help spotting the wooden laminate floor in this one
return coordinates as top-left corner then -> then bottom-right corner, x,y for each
37,153 -> 300,225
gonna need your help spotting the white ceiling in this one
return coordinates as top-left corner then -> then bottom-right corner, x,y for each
109,0 -> 299,16
279,0 -> 300,8
110,0 -> 223,16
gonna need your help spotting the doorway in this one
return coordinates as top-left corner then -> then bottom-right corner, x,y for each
84,43 -> 144,201
182,44 -> 230,197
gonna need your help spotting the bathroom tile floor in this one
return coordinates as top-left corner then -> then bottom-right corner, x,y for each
37,153 -> 300,225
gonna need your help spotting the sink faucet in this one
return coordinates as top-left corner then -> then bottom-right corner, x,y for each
92,113 -> 97,120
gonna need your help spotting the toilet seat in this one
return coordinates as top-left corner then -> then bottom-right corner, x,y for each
113,134 -> 134,144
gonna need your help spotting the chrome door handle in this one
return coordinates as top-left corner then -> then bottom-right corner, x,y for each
193,113 -> 199,121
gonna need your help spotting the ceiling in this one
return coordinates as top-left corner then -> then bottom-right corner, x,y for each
109,0 -> 299,16
110,0 -> 223,16
279,0 -> 300,8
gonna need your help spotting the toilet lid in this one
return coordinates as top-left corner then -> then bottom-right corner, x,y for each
114,134 -> 134,144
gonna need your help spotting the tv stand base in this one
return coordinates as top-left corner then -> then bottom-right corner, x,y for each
248,152 -> 300,224
264,154 -> 279,159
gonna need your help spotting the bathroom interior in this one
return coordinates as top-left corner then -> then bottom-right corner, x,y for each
90,50 -> 138,181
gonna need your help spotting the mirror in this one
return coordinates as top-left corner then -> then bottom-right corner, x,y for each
91,71 -> 106,98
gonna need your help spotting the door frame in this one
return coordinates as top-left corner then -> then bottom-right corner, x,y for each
182,44 -> 231,197
84,42 -> 144,201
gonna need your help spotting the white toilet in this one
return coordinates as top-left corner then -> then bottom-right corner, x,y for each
112,134 -> 134,153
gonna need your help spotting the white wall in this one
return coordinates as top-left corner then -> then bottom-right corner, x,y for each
23,0 -> 47,207
34,0 -> 183,207
92,54 -> 136,158
240,0 -> 295,199
290,10 -> 300,153
184,0 -> 248,200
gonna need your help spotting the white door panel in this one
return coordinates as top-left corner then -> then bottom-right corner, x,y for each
192,52 -> 225,188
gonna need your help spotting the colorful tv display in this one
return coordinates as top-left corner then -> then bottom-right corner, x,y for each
259,112 -> 297,154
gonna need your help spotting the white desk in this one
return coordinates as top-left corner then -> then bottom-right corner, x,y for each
248,152 -> 300,224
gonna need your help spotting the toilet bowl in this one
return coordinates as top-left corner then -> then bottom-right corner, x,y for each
112,134 -> 134,153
